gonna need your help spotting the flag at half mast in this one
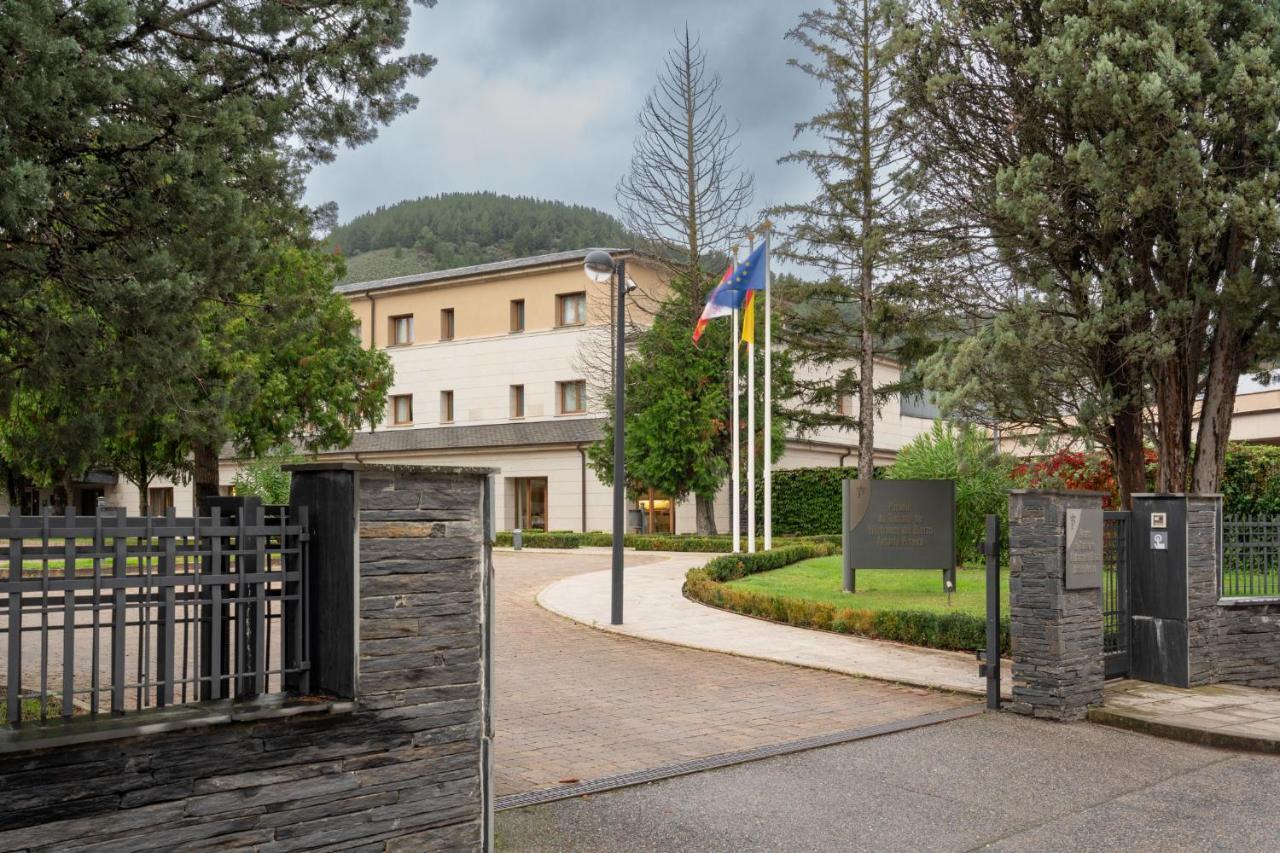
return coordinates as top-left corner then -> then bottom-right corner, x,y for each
692,262 -> 737,344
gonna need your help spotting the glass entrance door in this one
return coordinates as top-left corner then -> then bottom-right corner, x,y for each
513,477 -> 548,530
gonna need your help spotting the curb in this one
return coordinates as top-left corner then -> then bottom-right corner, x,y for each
1087,707 -> 1280,755
535,556 -> 1007,700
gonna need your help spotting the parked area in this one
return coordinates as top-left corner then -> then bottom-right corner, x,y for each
492,550 -> 973,796
497,712 -> 1280,852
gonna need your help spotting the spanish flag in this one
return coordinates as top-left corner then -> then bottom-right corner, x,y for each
740,291 -> 756,345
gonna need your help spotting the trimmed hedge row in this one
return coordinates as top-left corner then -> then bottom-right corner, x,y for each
493,531 -> 843,553
684,544 -> 1010,655
756,466 -> 885,536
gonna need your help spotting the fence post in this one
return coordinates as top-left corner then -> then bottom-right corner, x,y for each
286,463 -> 359,699
982,514 -> 1001,710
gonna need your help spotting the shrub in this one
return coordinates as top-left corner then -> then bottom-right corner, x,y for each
493,532 -> 842,553
683,559 -> 1010,654
1221,443 -> 1280,516
888,421 -> 1013,564
757,466 -> 886,536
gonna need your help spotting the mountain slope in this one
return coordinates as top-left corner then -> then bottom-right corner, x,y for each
327,192 -> 631,284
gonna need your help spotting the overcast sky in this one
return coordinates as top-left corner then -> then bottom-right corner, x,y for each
305,0 -> 824,235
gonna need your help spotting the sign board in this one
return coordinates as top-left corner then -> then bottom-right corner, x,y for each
1064,507 -> 1104,589
842,479 -> 955,571
1151,530 -> 1169,551
1150,512 -> 1167,530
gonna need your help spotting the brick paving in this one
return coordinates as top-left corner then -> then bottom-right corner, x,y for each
493,550 -> 974,796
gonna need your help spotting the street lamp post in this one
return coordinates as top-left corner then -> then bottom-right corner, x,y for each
584,250 -> 628,625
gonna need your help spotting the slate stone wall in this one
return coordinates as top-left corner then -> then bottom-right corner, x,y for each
1007,490 -> 1106,720
1185,495 -> 1280,689
0,464 -> 493,852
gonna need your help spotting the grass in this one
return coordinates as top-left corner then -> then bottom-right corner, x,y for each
724,555 -> 1010,618
0,693 -> 66,723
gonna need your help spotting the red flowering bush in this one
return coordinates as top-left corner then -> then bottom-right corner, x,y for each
1011,448 -> 1156,509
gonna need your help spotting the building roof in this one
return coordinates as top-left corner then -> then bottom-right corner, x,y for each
341,417 -> 606,454
336,248 -> 634,296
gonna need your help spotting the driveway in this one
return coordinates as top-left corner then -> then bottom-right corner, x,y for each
497,711 -> 1280,852
493,549 -> 974,796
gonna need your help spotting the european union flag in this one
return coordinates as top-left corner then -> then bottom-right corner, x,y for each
710,242 -> 767,308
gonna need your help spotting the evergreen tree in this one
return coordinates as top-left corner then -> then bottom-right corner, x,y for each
587,279 -> 791,528
897,0 -> 1280,500
773,0 -> 929,482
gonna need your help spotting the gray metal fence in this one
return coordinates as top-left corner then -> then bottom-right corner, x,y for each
1,500 -> 310,725
1222,515 -> 1280,600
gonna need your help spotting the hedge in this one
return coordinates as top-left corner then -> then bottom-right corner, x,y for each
755,466 -> 885,537
492,531 -> 843,552
684,545 -> 1010,655
1222,443 -> 1280,516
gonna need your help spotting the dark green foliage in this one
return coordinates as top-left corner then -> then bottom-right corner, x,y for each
684,548 -> 1009,653
1222,444 -> 1280,517
327,192 -> 631,283
492,532 -> 842,552
758,466 -> 885,535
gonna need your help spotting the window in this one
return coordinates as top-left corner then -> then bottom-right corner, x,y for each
440,390 -> 454,423
148,487 -> 174,516
390,314 -> 414,346
835,393 -> 849,416
440,308 -> 455,341
510,384 -> 525,418
353,320 -> 362,341
510,299 -> 525,333
391,394 -> 413,425
558,380 -> 586,414
556,292 -> 586,327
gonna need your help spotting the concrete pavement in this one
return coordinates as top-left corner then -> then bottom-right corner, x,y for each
537,550 -> 1010,697
497,711 -> 1280,852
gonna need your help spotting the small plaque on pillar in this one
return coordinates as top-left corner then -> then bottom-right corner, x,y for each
1064,507 -> 1103,589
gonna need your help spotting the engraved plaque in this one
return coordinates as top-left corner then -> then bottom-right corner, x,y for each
1064,507 -> 1104,589
842,479 -> 955,571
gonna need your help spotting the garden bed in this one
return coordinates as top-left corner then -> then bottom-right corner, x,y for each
683,546 -> 1010,654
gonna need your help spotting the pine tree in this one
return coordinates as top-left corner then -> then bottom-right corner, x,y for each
773,0 -> 928,482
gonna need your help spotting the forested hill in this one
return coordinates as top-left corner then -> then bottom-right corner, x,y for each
326,192 -> 632,284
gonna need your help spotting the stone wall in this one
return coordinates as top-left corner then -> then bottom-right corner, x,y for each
0,464 -> 493,851
1007,490 -> 1107,720
1186,495 -> 1280,689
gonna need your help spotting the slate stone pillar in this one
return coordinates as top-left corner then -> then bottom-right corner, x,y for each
1185,495 -> 1221,687
1007,490 -> 1108,720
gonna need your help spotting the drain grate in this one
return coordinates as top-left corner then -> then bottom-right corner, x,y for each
497,703 -> 982,811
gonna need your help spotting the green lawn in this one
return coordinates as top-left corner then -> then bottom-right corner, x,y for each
725,556 -> 1010,617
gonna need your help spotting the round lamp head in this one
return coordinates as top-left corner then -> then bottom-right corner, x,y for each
583,250 -> 616,284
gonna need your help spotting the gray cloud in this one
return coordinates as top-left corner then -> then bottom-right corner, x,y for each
305,0 -> 827,245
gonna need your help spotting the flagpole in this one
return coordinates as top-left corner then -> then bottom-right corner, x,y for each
763,230 -> 773,551
731,277 -> 741,555
746,236 -> 756,555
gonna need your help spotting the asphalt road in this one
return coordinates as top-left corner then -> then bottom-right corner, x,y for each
496,711 -> 1280,852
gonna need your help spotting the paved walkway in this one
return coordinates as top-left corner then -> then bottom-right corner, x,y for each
493,550 -> 974,797
497,711 -> 1280,852
537,550 -> 1010,697
1091,679 -> 1280,753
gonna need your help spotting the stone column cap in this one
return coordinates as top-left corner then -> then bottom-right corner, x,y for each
1130,492 -> 1223,499
1008,488 -> 1110,497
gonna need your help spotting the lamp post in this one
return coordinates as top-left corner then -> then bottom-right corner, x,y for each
584,250 -> 628,624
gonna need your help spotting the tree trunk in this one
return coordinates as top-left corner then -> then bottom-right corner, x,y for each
695,491 -> 717,535
1152,358 -> 1193,493
1193,318 -> 1246,494
857,0 -> 876,484
1109,404 -> 1147,509
192,441 -> 221,515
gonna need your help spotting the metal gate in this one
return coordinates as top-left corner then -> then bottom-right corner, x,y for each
1102,511 -> 1130,679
